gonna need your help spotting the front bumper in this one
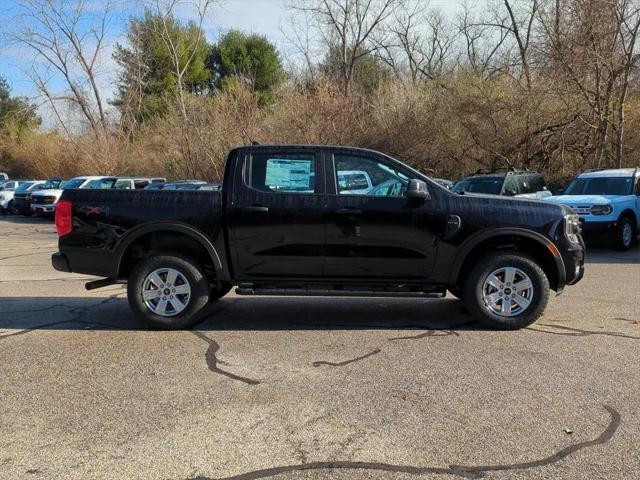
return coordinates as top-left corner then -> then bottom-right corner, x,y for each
32,203 -> 56,214
558,234 -> 585,288
578,219 -> 618,238
13,199 -> 31,213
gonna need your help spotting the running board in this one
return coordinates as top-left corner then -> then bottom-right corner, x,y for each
235,287 -> 445,298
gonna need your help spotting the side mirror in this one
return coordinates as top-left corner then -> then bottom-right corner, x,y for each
406,179 -> 429,200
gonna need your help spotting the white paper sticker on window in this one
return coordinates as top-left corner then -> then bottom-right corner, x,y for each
265,159 -> 312,191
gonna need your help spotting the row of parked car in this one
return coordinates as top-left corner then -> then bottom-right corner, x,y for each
0,176 -> 221,217
1,164 -> 639,250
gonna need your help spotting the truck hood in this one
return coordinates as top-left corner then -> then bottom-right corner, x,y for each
32,189 -> 63,197
545,194 -> 617,205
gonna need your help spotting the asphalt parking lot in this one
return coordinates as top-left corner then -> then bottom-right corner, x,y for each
1,216 -> 639,480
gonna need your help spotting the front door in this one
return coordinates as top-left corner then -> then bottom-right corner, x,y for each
323,151 -> 439,280
227,149 -> 327,279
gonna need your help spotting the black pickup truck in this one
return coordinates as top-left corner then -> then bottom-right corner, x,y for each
52,145 -> 585,330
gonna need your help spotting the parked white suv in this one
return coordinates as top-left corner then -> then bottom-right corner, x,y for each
30,176 -> 113,216
0,180 -> 29,214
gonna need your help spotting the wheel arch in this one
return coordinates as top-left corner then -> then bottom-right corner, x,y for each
115,223 -> 226,283
618,208 -> 637,226
449,228 -> 566,292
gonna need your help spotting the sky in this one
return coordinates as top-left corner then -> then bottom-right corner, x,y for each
0,0 -> 464,123
0,0 -> 291,100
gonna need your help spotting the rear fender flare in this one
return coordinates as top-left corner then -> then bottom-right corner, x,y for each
448,227 -> 566,287
115,222 -> 226,281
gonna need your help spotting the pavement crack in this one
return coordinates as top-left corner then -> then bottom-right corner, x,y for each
528,323 -> 640,340
191,331 -> 261,385
187,404 -> 619,480
311,348 -> 381,367
389,329 -> 460,341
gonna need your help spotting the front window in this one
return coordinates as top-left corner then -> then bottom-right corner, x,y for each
246,153 -> 316,194
564,177 -> 633,196
334,155 -> 408,196
453,177 -> 505,195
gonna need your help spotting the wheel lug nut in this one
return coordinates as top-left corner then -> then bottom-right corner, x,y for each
162,297 -> 166,300
172,288 -> 176,292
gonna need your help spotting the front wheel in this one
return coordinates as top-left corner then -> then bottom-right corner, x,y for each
614,217 -> 635,251
127,254 -> 211,329
464,253 -> 550,330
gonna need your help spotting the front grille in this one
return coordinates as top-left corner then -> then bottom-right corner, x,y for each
32,196 -> 56,204
571,205 -> 591,215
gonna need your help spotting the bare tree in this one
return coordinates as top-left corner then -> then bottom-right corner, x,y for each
10,0 -> 114,136
291,0 -> 402,95
374,2 -> 454,84
146,0 -> 214,121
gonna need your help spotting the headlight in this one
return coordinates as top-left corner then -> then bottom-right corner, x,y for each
564,214 -> 581,243
590,204 -> 613,215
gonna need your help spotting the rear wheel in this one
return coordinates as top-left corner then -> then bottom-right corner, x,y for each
127,254 -> 211,330
614,216 -> 635,251
464,253 -> 550,330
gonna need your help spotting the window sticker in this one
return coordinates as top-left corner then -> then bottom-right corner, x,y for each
265,159 -> 313,190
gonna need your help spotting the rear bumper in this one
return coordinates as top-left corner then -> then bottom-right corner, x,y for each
53,248 -> 119,278
51,252 -> 71,272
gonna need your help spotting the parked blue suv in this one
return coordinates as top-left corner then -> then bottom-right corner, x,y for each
546,168 -> 639,250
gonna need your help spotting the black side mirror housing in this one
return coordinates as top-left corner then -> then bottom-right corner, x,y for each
406,179 -> 430,200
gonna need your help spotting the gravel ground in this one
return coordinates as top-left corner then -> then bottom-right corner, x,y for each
1,215 -> 639,480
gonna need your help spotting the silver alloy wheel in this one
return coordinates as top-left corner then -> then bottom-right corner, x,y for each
142,267 -> 191,317
622,221 -> 633,247
481,267 -> 534,317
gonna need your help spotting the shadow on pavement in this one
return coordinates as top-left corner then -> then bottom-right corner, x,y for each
584,244 -> 640,264
0,295 -> 478,334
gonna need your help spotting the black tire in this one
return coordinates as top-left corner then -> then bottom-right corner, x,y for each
614,216 -> 635,251
7,200 -> 15,215
127,254 -> 211,330
463,253 -> 550,330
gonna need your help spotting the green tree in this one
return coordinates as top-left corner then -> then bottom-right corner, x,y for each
207,30 -> 284,100
112,10 -> 211,127
0,76 -> 40,135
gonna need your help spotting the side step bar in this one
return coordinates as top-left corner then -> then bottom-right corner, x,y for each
235,287 -> 446,298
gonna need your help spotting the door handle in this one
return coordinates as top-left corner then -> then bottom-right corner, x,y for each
335,208 -> 362,215
243,206 -> 269,213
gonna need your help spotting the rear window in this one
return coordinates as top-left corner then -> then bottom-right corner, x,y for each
453,177 -> 504,195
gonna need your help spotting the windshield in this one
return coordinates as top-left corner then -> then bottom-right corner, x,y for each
62,178 -> 86,189
453,177 -> 504,195
16,182 -> 36,191
564,177 -> 633,195
40,179 -> 62,189
85,178 -> 117,189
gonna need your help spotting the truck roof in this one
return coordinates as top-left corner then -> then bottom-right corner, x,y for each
578,168 -> 638,178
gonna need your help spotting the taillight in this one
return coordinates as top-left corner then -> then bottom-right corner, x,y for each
55,199 -> 73,237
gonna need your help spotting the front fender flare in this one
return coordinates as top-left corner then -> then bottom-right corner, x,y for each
448,227 -> 566,288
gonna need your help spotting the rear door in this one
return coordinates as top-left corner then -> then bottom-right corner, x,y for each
323,150 -> 440,280
227,148 -> 327,279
